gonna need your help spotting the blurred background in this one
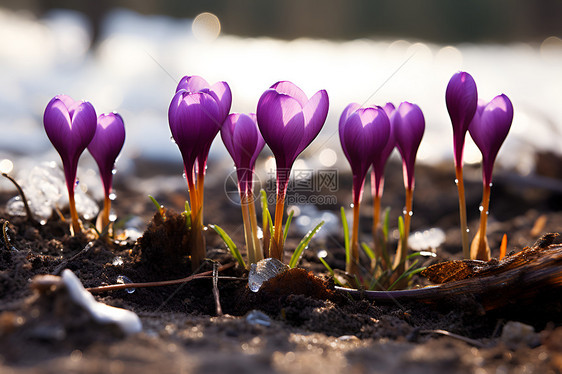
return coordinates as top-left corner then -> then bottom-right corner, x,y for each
1,0 -> 561,210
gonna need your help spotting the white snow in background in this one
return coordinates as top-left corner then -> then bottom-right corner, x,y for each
1,7 -> 561,185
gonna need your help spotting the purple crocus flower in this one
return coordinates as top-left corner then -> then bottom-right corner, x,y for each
44,95 -> 97,195
169,89 -> 221,186
340,104 -> 391,203
468,94 -> 514,185
256,81 -> 329,260
392,102 -> 425,190
174,75 -> 232,176
88,113 -> 126,198
44,94 -> 97,235
257,81 -> 329,188
221,113 -> 265,195
371,102 -> 396,198
446,71 -> 478,168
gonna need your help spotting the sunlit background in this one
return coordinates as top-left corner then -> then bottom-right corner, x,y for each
1,0 -> 561,201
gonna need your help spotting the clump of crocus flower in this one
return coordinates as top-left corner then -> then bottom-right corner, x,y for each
43,95 -> 97,235
87,112 -> 126,234
221,113 -> 265,265
370,102 -> 396,269
257,81 -> 328,261
468,94 -> 513,260
340,103 -> 390,276
169,75 -> 232,269
446,71 -> 478,258
392,102 -> 425,273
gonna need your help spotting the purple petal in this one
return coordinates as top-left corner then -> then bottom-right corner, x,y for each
257,89 -> 304,169
340,106 -> 390,201
44,96 -> 97,193
446,71 -> 478,166
169,91 -> 221,179
207,81 -> 232,123
382,102 -> 396,118
393,102 -> 425,190
44,97 -> 73,156
339,102 -> 361,157
296,89 -> 329,156
88,113 -> 126,196
468,94 -> 513,185
176,75 -> 209,93
270,81 -> 308,107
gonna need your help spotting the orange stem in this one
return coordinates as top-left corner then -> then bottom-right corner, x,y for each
68,191 -> 81,236
271,192 -> 286,261
347,200 -> 361,276
455,165 -> 470,258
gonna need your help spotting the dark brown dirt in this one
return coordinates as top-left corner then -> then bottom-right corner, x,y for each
2,155 -> 562,373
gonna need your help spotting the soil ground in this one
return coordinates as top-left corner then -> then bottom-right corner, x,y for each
1,155 -> 562,373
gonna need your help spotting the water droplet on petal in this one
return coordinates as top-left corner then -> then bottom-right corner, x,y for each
109,193 -> 117,201
349,203 -> 354,208
116,275 -> 135,293
454,179 -> 458,185
479,205 -> 484,212
112,169 -> 117,175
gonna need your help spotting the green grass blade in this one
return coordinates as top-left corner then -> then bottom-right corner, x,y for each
289,221 -> 324,268
149,195 -> 163,214
388,259 -> 419,291
210,224 -> 245,268
361,242 -> 376,260
260,189 -> 274,237
318,256 -> 345,287
398,215 -> 405,240
283,209 -> 295,243
340,207 -> 350,267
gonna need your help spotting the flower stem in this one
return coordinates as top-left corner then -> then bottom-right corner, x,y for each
98,194 -> 111,235
347,200 -> 361,276
68,189 -> 81,236
470,183 -> 491,260
240,192 -> 256,266
394,187 -> 413,274
187,178 -> 205,271
271,192 -> 286,261
247,190 -> 263,262
455,166 -> 470,258
371,194 -> 387,271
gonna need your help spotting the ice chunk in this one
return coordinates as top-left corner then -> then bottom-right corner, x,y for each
245,310 -> 271,326
6,162 -> 99,223
408,228 -> 446,252
116,275 -> 136,293
61,269 -> 142,335
248,258 -> 289,292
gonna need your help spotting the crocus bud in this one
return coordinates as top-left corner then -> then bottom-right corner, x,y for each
468,94 -> 514,185
221,113 -> 265,194
174,75 -> 232,174
257,81 -> 329,175
392,102 -> 425,190
371,102 -> 396,198
446,71 -> 478,168
44,95 -> 97,194
340,104 -> 390,202
88,113 -> 125,198
169,89 -> 221,184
